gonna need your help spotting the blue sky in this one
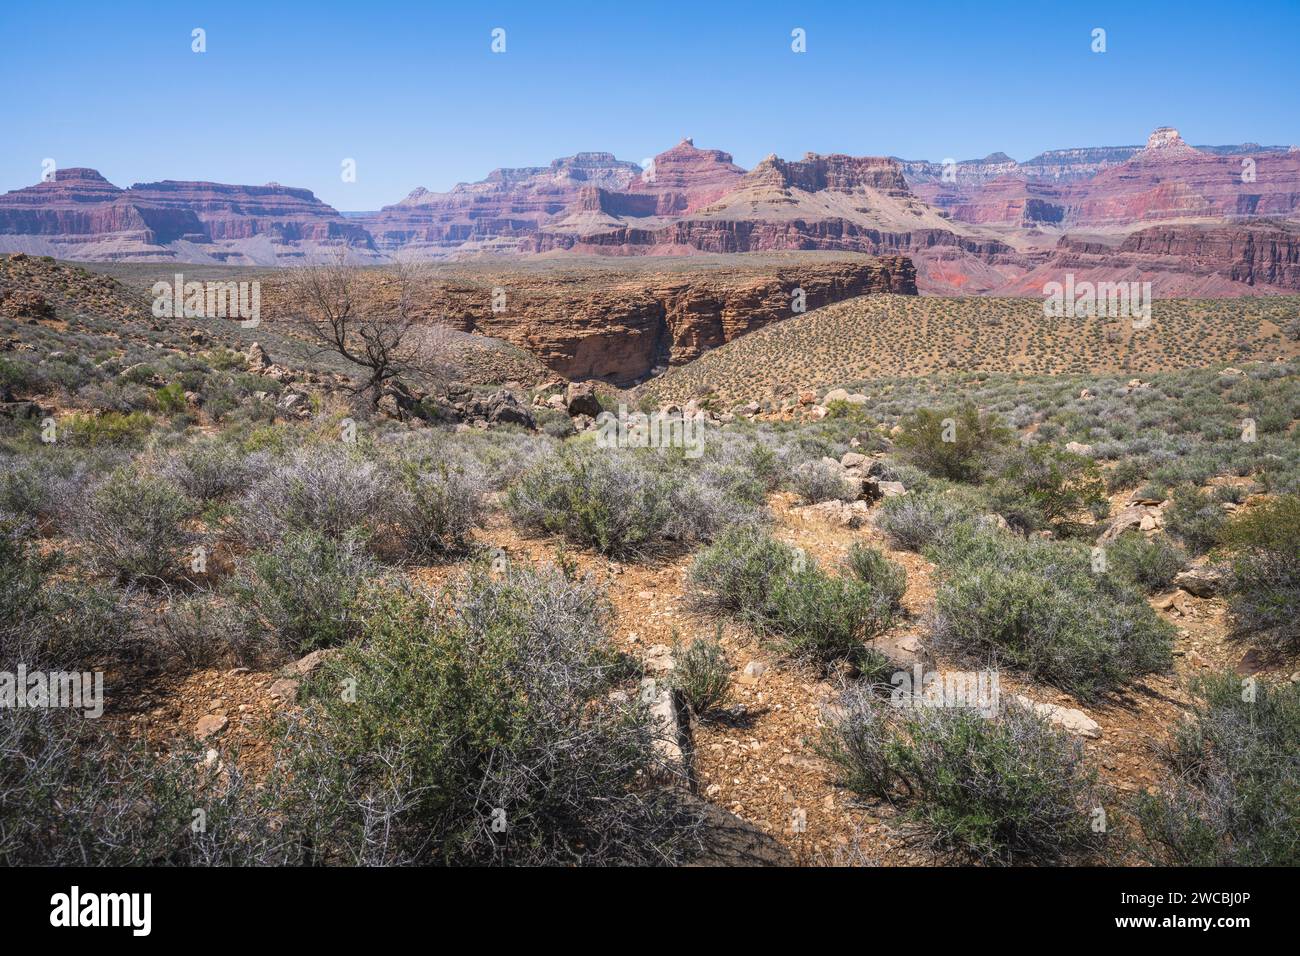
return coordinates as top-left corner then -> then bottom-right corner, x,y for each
1,0 -> 1296,210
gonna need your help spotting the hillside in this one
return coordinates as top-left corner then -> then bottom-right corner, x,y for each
638,294 -> 1300,406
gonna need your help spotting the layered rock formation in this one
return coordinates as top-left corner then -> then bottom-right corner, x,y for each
1000,221 -> 1300,296
0,168 -> 376,264
262,256 -> 915,384
3,128 -> 1297,297
359,152 -> 643,255
440,257 -> 915,383
912,128 -> 1300,232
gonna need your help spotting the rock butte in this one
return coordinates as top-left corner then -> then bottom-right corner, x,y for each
1,129 -> 1297,294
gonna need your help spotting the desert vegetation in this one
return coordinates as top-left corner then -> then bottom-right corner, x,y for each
1,254 -> 1297,868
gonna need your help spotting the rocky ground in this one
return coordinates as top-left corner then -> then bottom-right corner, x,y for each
120,478 -> 1296,866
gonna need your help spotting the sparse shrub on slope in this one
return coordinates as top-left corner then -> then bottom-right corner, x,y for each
876,491 -> 980,553
845,543 -> 907,615
689,525 -> 894,672
278,564 -> 702,865
226,530 -> 378,658
76,467 -> 196,585
0,709 -> 284,866
1137,673 -> 1300,866
929,525 -> 1173,699
387,450 -> 487,560
1163,484 -> 1228,556
505,442 -> 762,558
1221,494 -> 1300,651
790,459 -> 855,504
1103,533 -> 1188,594
505,445 -> 676,557
165,436 -> 270,501
820,688 -> 1108,864
670,628 -> 732,719
895,403 -> 1011,483
986,445 -> 1106,534
237,444 -> 390,548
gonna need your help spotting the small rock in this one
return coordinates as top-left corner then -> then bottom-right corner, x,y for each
1236,648 -> 1266,676
194,714 -> 228,739
268,678 -> 300,703
644,644 -> 676,673
1013,696 -> 1101,739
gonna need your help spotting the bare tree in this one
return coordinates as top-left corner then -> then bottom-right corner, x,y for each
281,249 -> 454,411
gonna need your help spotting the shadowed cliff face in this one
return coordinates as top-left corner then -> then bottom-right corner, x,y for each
261,255 -> 916,385
428,258 -> 916,384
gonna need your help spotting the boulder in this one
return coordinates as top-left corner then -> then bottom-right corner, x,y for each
1175,566 -> 1227,598
246,342 -> 270,371
1099,504 -> 1155,542
474,389 -> 536,428
801,499 -> 871,528
565,381 -> 603,417
280,648 -> 337,679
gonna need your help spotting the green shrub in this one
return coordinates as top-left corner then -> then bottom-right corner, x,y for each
278,564 -> 701,865
1136,673 -> 1300,865
1164,484 -> 1227,555
895,404 -> 1011,483
670,629 -> 731,718
789,459 -> 854,503
506,445 -> 674,557
820,689 -> 1107,864
388,453 -> 487,560
876,491 -> 980,553
845,543 -> 907,614
929,526 -> 1173,699
1104,533 -> 1188,594
689,526 -> 894,671
1221,494 -> 1300,651
76,468 -> 196,585
227,530 -> 377,657
987,445 -> 1106,534
154,381 -> 188,414
60,411 -> 154,447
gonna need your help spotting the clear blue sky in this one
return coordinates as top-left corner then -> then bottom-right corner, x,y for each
1,0 -> 1296,211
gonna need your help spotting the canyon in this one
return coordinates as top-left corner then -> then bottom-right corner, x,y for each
2,128 -> 1297,296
